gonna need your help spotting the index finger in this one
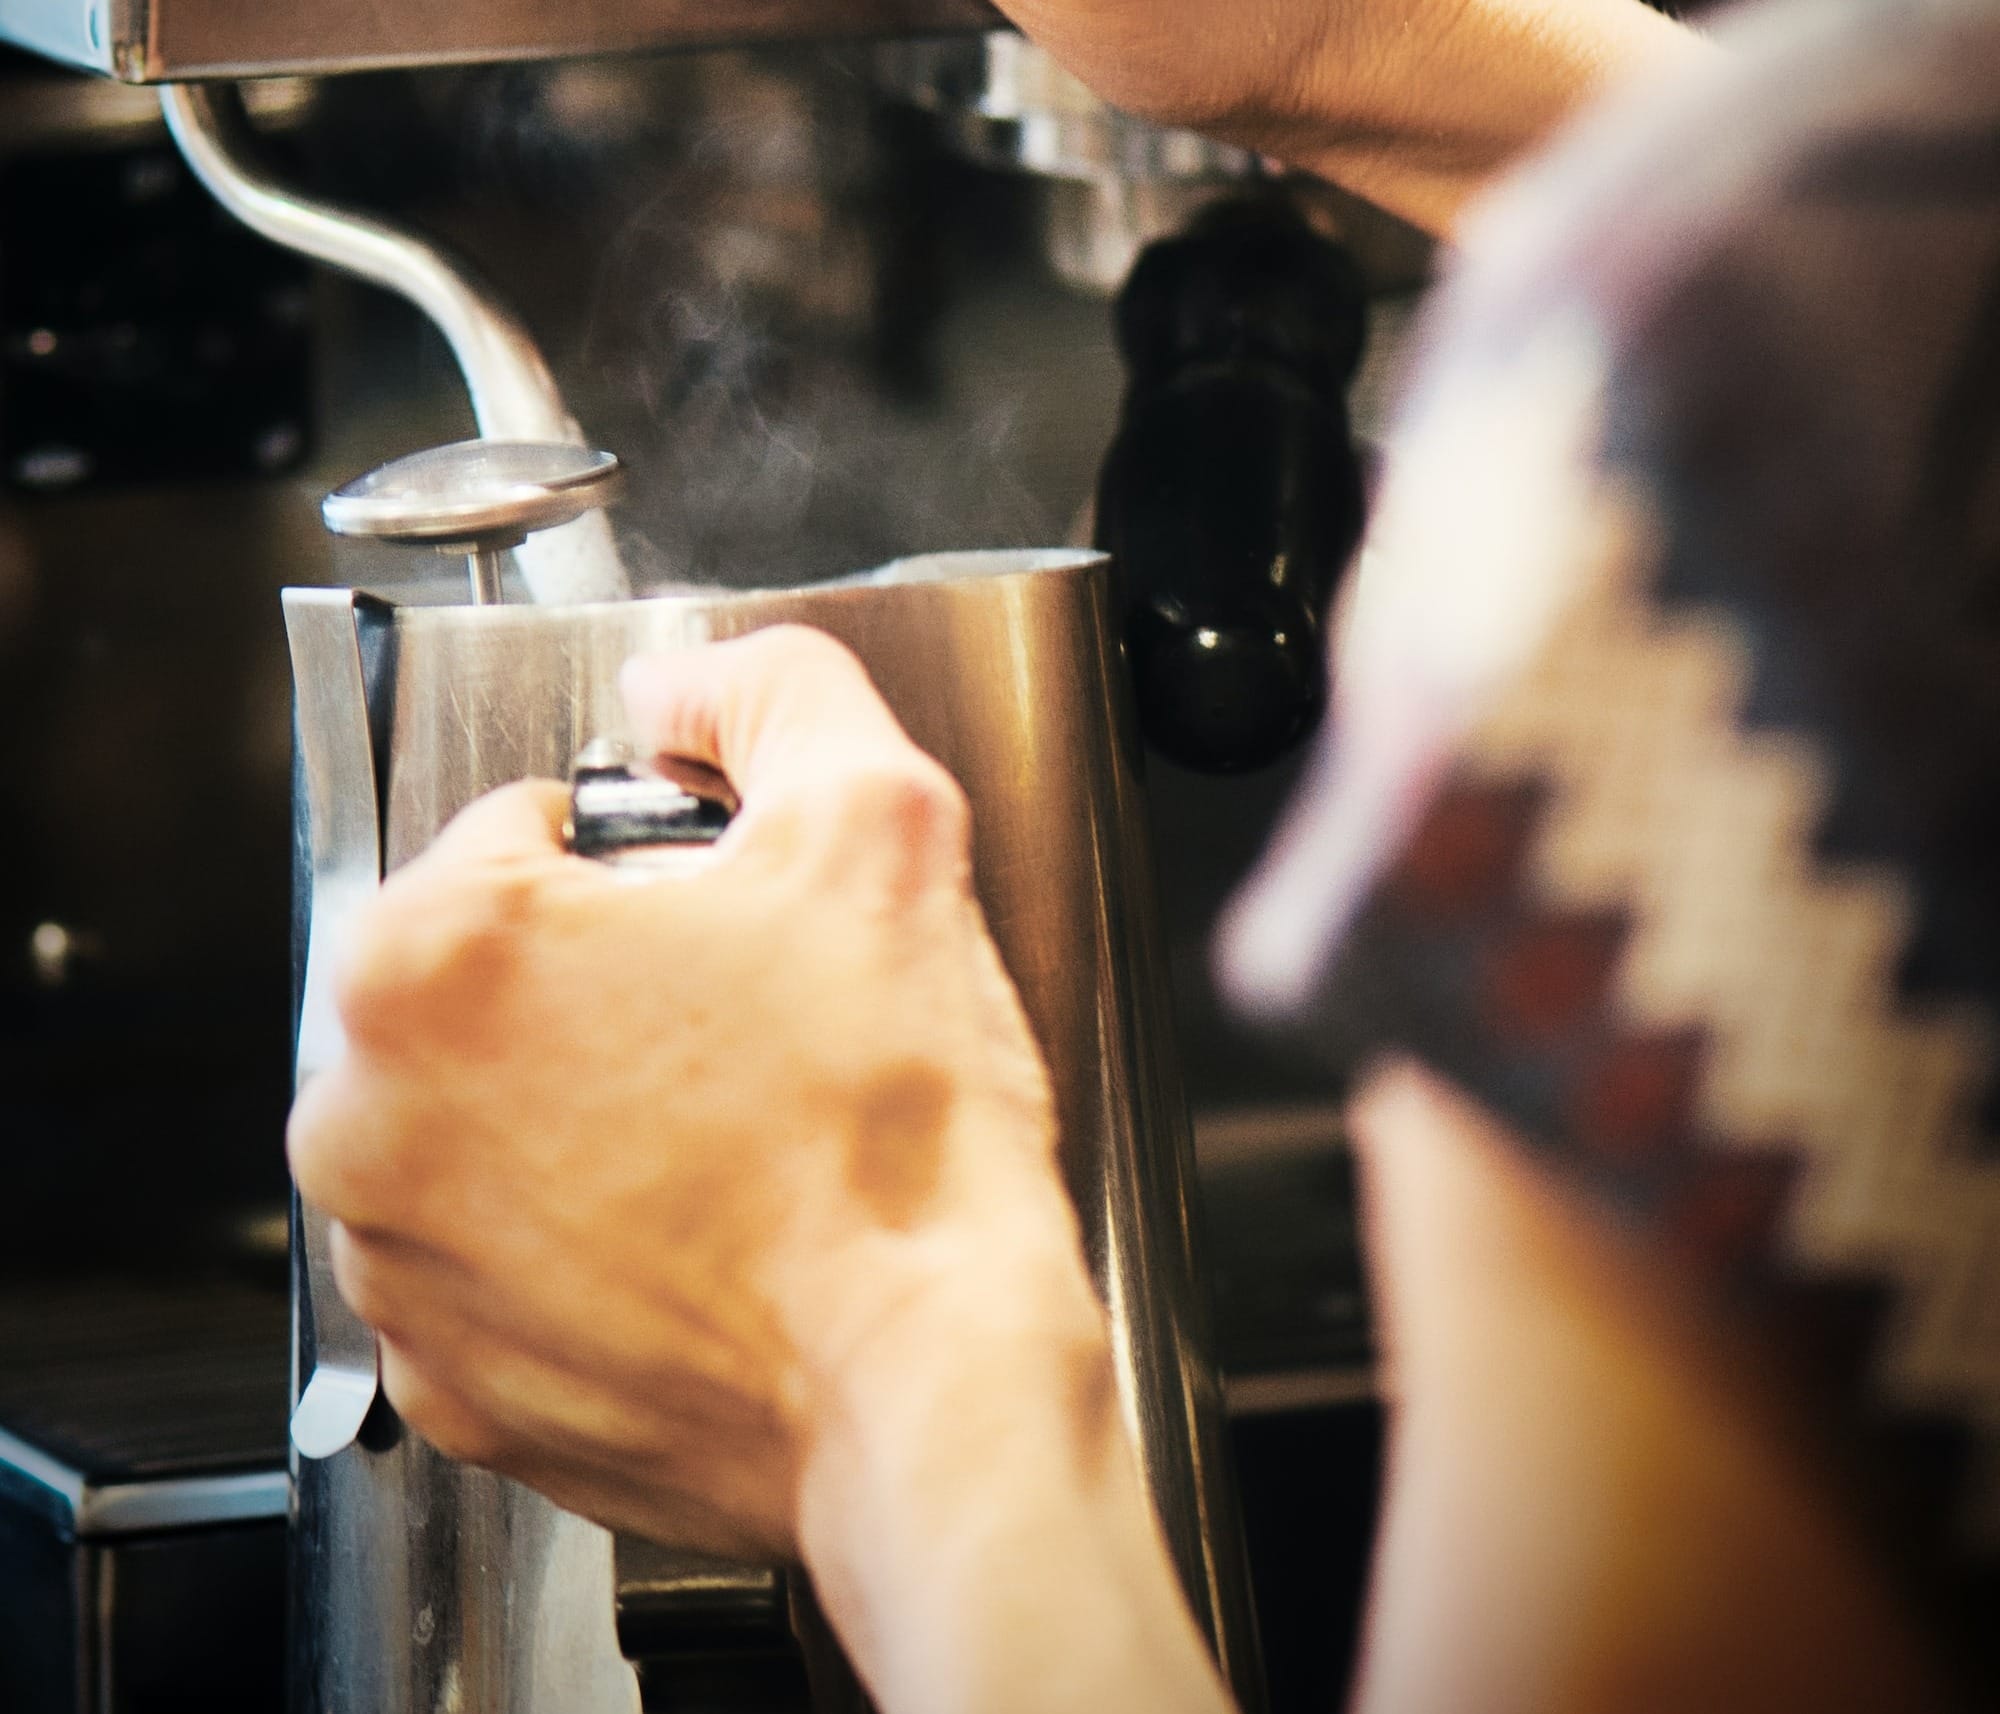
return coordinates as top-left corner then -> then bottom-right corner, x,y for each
618,626 -> 970,891
411,778 -> 571,872
618,626 -> 923,800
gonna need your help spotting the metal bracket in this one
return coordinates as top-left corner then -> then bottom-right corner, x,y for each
282,586 -> 384,1461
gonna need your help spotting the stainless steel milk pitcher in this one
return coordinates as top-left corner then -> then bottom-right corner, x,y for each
284,549 -> 1258,1714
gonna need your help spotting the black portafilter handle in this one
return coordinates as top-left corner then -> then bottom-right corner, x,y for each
1094,198 -> 1369,773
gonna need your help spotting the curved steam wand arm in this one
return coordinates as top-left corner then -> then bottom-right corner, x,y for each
160,82 -> 630,604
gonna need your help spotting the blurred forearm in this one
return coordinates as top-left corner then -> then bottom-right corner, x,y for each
794,1211 -> 1237,1714
991,0 -> 1711,236
1287,1 -> 1712,234
1347,1066 -> 1952,1714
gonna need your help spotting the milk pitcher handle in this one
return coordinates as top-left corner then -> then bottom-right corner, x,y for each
565,737 -> 734,862
283,588 -> 386,1461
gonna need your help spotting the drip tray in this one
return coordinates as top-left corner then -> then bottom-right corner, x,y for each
0,1274 -> 288,1534
0,1273 -> 288,1714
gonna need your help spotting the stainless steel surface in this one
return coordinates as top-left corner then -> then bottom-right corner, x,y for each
323,440 -> 624,605
0,1425 -> 289,1535
469,547 -> 507,607
1038,177 -> 1225,298
322,441 -> 622,545
1223,1368 -> 1377,1417
0,0 -> 997,82
876,34 -> 1256,293
0,0 -> 93,75
283,589 -> 383,1463
162,84 -> 630,605
291,548 -> 1259,1714
882,34 -> 1255,182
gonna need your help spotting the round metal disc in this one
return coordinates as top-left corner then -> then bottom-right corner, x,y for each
321,440 -> 621,546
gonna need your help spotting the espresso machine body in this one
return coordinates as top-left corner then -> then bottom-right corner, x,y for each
0,0 -> 996,82
287,550 -> 1258,1713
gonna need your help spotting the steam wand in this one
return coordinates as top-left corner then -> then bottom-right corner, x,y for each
159,83 -> 630,606
321,440 -> 623,605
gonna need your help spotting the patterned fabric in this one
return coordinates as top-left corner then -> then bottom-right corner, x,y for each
1228,0 -> 2000,1691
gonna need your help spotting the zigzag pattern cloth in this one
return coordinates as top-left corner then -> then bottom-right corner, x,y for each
1247,0 -> 2000,1690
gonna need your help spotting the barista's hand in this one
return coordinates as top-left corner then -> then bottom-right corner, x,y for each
288,626 -> 1233,1714
288,624 -> 1075,1555
990,0 -> 1705,234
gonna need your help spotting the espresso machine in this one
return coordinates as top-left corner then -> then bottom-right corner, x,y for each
0,7 -> 1405,1711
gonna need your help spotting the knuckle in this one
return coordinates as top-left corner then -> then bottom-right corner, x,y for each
421,863 -> 540,956
327,909 -> 402,1027
334,865 -> 538,1048
382,1348 -> 502,1467
288,1068 -> 444,1243
419,1405 -> 502,1468
285,1078 -> 341,1204
747,623 -> 865,682
446,864 -> 542,950
329,902 -> 426,1041
757,755 -> 972,894
842,760 -> 972,870
328,1225 -> 396,1332
287,1072 -> 386,1225
925,767 -> 973,851
738,625 -> 893,732
769,757 -> 973,905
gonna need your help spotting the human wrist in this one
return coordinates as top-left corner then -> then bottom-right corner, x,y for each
792,1190 -> 1115,1492
786,1209 -> 1228,1714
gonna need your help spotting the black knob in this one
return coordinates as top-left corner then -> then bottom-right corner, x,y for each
1095,198 -> 1369,773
